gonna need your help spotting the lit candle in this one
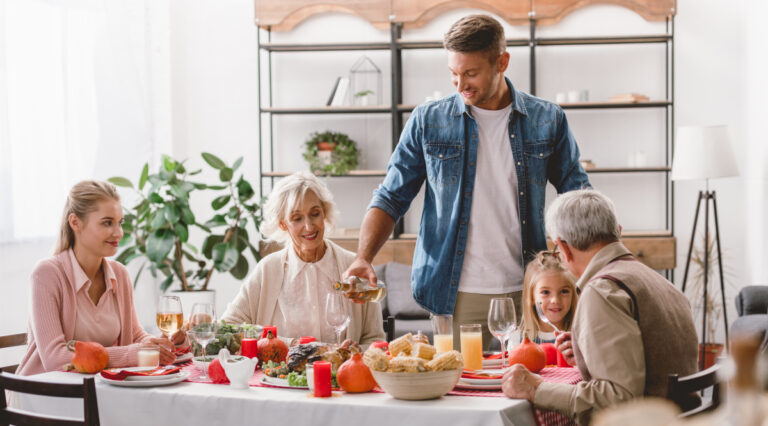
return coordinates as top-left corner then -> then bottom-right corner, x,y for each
299,336 -> 316,344
241,338 -> 259,359
313,361 -> 332,397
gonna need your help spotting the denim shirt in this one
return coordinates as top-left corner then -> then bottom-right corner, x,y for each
369,78 -> 591,314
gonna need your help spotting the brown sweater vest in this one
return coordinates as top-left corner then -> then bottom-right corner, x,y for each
573,255 -> 699,400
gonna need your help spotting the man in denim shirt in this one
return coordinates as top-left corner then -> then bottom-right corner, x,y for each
343,15 -> 590,348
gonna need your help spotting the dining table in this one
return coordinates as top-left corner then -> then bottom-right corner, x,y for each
15,364 -> 580,426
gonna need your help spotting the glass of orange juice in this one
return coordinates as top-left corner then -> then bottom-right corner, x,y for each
430,314 -> 453,353
460,324 -> 483,371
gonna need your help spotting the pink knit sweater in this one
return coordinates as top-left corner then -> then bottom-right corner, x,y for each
16,249 -> 151,375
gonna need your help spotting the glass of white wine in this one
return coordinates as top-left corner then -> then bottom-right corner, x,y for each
156,295 -> 183,343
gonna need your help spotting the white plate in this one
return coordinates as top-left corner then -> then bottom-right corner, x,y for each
482,358 -> 503,368
454,380 -> 502,390
101,367 -> 182,382
174,352 -> 194,364
459,376 -> 502,385
98,371 -> 189,387
259,375 -> 307,390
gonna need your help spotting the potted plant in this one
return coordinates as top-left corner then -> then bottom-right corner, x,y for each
686,232 -> 734,369
108,153 -> 263,300
302,130 -> 359,176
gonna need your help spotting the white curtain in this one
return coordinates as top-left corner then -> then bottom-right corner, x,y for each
0,0 -> 162,242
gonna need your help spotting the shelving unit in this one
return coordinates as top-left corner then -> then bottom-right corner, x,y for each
254,1 -> 677,272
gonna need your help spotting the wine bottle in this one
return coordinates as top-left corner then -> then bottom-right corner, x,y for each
333,276 -> 387,303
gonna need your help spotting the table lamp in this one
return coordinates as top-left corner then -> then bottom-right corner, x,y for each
671,125 -> 739,370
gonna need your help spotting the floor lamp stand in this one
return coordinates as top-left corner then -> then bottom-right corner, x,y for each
680,189 -> 729,371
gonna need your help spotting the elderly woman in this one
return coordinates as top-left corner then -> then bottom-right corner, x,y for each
221,172 -> 385,346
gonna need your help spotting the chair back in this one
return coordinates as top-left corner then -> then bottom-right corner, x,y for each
0,333 -> 27,374
666,364 -> 721,417
0,371 -> 100,426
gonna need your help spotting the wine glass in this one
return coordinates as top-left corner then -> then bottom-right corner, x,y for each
156,296 -> 183,342
188,302 -> 218,380
325,293 -> 350,346
488,298 -> 517,369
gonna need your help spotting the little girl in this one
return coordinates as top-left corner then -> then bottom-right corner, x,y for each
520,249 -> 579,344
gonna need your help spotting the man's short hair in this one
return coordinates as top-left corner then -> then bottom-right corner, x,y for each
443,14 -> 506,62
545,189 -> 621,251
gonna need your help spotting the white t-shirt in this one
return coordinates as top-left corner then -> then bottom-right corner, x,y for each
458,103 -> 524,294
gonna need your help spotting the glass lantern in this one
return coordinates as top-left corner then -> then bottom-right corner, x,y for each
349,55 -> 382,107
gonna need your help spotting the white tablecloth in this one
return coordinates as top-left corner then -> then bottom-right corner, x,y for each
16,372 -> 536,426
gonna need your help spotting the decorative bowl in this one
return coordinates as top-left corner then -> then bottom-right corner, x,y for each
370,369 -> 461,400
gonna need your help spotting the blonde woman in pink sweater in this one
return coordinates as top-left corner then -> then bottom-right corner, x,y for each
16,180 -> 177,375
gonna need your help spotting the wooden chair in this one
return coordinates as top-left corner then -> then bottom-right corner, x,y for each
0,333 -> 27,374
666,364 -> 722,417
0,371 -> 100,426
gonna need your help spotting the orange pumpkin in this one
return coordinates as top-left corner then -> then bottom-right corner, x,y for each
508,337 -> 546,373
257,330 -> 288,366
66,340 -> 108,373
337,353 -> 376,393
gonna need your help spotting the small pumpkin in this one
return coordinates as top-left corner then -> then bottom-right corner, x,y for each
208,358 -> 229,384
508,337 -> 546,373
257,330 -> 288,366
540,343 -> 559,366
337,353 -> 376,393
66,340 -> 108,373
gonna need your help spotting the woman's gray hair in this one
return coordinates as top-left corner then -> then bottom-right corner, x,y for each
259,172 -> 338,243
545,189 -> 621,251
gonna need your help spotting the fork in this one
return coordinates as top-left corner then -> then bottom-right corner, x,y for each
534,301 -> 562,334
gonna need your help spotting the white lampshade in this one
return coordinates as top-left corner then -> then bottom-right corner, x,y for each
671,125 -> 739,181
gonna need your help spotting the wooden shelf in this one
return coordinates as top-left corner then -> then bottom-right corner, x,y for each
260,42 -> 391,52
397,38 -> 529,49
262,170 -> 386,178
261,106 -> 392,114
559,100 -> 671,109
536,35 -> 671,46
586,166 -> 671,173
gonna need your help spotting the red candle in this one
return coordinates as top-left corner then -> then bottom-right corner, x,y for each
313,361 -> 332,397
371,341 -> 388,350
556,348 -> 572,368
241,338 -> 259,359
299,336 -> 316,344
262,326 -> 278,338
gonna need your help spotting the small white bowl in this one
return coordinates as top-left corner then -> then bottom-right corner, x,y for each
371,369 -> 462,400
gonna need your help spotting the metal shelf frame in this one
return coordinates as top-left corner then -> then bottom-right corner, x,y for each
256,18 -> 675,265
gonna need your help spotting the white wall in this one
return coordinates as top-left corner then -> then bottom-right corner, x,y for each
167,0 -> 765,343
2,0 -> 766,352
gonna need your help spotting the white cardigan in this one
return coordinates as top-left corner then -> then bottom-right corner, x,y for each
221,240 -> 385,345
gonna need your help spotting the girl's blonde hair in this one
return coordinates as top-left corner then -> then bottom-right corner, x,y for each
520,250 -> 579,340
259,172 -> 338,243
55,180 -> 120,254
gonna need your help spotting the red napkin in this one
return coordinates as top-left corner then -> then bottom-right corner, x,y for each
484,352 -> 508,360
461,372 -> 503,380
100,366 -> 182,381
174,345 -> 190,356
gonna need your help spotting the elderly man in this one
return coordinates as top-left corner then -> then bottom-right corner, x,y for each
502,189 -> 698,425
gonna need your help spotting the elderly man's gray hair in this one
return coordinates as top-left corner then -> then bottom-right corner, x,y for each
545,189 -> 621,251
260,171 -> 338,243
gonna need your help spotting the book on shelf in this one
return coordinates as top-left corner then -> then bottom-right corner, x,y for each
331,77 -> 349,106
608,93 -> 650,103
326,77 -> 341,106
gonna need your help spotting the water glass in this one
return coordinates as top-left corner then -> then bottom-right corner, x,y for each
325,293 -> 350,345
189,303 -> 217,380
488,298 -> 517,369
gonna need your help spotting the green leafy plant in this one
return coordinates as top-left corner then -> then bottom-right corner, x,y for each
354,89 -> 374,98
108,153 -> 263,292
302,130 -> 359,176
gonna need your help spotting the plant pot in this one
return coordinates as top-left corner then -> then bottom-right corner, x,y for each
316,142 -> 337,151
698,343 -> 724,370
171,290 -> 216,321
